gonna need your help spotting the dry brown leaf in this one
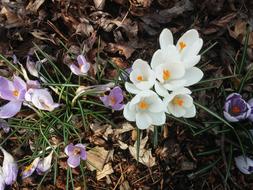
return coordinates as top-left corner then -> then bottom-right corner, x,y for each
86,146 -> 109,171
228,20 -> 253,48
107,43 -> 135,59
114,123 -> 134,136
129,136 -> 156,167
203,13 -> 237,35
96,163 -> 114,180
93,0 -> 106,10
120,180 -> 131,190
0,6 -> 24,28
26,0 -> 46,12
30,30 -> 56,44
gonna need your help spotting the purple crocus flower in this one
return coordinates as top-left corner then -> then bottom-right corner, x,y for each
69,55 -> 90,76
64,143 -> 87,168
22,151 -> 53,178
235,155 -> 253,174
100,86 -> 124,111
248,98 -> 253,122
223,93 -> 251,122
0,76 -> 27,119
21,157 -> 40,179
0,147 -> 18,186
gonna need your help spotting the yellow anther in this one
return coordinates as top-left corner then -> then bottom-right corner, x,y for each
163,69 -> 171,80
138,100 -> 149,110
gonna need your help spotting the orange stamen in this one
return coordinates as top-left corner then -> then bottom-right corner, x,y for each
179,41 -> 186,52
163,69 -> 171,80
110,96 -> 116,105
12,90 -> 19,97
137,75 -> 143,81
231,106 -> 241,114
138,100 -> 149,110
172,97 -> 184,107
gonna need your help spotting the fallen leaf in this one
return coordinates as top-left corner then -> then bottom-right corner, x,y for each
86,146 -> 109,171
106,43 -> 135,59
0,6 -> 24,28
229,20 -> 253,48
129,136 -> 156,167
120,180 -> 131,190
96,163 -> 114,180
26,0 -> 46,12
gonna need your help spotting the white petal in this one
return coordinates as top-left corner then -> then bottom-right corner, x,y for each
172,88 -> 192,95
136,112 -> 152,129
181,39 -> 203,61
132,59 -> 150,70
176,29 -> 200,53
167,103 -> 186,117
123,102 -> 136,121
184,105 -> 196,118
183,55 -> 201,69
154,81 -> 169,97
125,82 -> 141,94
235,156 -> 253,174
183,67 -> 203,86
163,79 -> 186,91
180,94 -> 193,108
149,112 -> 166,126
151,47 -> 180,69
36,151 -> 53,174
159,28 -> 173,50
148,94 -> 165,113
29,89 -> 59,111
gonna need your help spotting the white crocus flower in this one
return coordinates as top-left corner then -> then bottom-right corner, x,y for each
150,46 -> 186,96
123,90 -> 166,129
125,59 -> 156,94
25,88 -> 60,111
235,155 -> 253,175
159,29 -> 204,86
163,88 -> 196,118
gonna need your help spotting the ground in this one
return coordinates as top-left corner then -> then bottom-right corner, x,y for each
0,0 -> 253,189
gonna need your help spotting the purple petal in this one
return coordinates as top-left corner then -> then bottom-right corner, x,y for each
0,147 -> 18,185
235,155 -> 253,174
75,144 -> 87,160
36,151 -> 53,175
111,103 -> 125,111
0,119 -> 10,133
226,93 -> 241,101
100,95 -> 110,107
0,101 -> 22,119
223,111 -> 239,122
22,157 -> 40,179
64,143 -> 75,156
3,162 -> 18,185
110,87 -> 124,104
0,77 -> 15,101
69,64 -> 83,76
77,55 -> 90,73
67,156 -> 81,168
0,176 -> 5,190
13,76 -> 26,92
26,80 -> 41,89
